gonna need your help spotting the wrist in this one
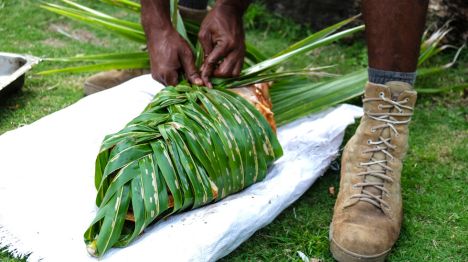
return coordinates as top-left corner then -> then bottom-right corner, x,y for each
141,0 -> 173,37
143,21 -> 175,40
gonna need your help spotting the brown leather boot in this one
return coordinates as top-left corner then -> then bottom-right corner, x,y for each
83,69 -> 150,95
330,81 -> 417,262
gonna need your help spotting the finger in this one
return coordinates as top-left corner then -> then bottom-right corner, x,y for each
213,59 -> 235,78
198,30 -> 213,60
213,50 -> 239,78
201,72 -> 213,89
162,69 -> 179,86
213,49 -> 244,78
149,58 -> 179,86
201,44 -> 231,86
180,49 -> 203,86
203,42 -> 231,67
151,69 -> 167,86
232,59 -> 243,77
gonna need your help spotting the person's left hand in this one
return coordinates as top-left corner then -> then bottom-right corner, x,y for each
198,2 -> 247,88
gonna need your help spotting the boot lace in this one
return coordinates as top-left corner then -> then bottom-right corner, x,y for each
348,92 -> 414,210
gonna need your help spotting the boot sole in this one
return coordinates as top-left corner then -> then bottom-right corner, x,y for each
329,223 -> 390,262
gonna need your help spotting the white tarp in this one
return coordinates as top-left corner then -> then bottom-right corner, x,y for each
0,75 -> 362,261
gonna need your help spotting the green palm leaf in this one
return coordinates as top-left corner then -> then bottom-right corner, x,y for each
271,70 -> 368,125
273,14 -> 361,57
40,2 -> 146,43
43,51 -> 148,62
37,58 -> 149,74
99,0 -> 141,13
238,25 -> 364,78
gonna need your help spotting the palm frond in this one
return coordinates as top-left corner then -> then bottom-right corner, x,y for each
271,70 -> 367,125
417,44 -> 465,77
99,0 -> 141,13
238,25 -> 365,78
419,22 -> 452,65
273,14 -> 361,57
42,51 -> 148,62
213,66 -> 337,89
40,2 -> 146,43
37,59 -> 149,75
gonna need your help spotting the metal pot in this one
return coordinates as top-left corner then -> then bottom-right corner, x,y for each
0,52 -> 40,99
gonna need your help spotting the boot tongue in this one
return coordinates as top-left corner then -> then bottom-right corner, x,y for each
359,81 -> 413,211
361,82 -> 412,208
385,81 -> 413,100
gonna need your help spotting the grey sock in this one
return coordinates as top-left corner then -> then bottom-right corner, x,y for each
368,67 -> 417,86
179,0 -> 208,10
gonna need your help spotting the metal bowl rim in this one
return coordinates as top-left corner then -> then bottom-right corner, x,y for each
0,52 -> 41,90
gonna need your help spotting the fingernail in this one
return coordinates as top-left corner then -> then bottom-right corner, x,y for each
194,78 -> 203,86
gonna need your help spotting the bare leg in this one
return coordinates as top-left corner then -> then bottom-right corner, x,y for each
363,0 -> 429,73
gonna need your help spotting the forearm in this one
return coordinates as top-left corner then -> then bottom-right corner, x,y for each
215,0 -> 251,14
141,0 -> 172,38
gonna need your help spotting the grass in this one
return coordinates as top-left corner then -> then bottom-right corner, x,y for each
1,1 -> 467,261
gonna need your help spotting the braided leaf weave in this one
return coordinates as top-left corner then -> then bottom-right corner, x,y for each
84,84 -> 282,256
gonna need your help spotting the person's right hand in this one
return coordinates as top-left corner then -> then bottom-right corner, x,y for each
146,28 -> 203,86
198,1 -> 249,88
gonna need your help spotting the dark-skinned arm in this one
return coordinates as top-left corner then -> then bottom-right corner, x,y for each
198,0 -> 251,88
141,0 -> 203,86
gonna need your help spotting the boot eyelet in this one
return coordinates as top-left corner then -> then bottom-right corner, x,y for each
371,128 -> 376,133
404,98 -> 409,103
379,92 -> 385,98
367,139 -> 372,145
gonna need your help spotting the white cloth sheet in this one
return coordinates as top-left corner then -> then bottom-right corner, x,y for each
0,75 -> 362,261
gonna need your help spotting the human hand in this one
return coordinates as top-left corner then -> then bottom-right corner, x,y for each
146,28 -> 203,86
198,1 -> 249,88
141,0 -> 203,86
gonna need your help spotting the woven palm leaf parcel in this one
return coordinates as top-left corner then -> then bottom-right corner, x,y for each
85,83 -> 282,257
